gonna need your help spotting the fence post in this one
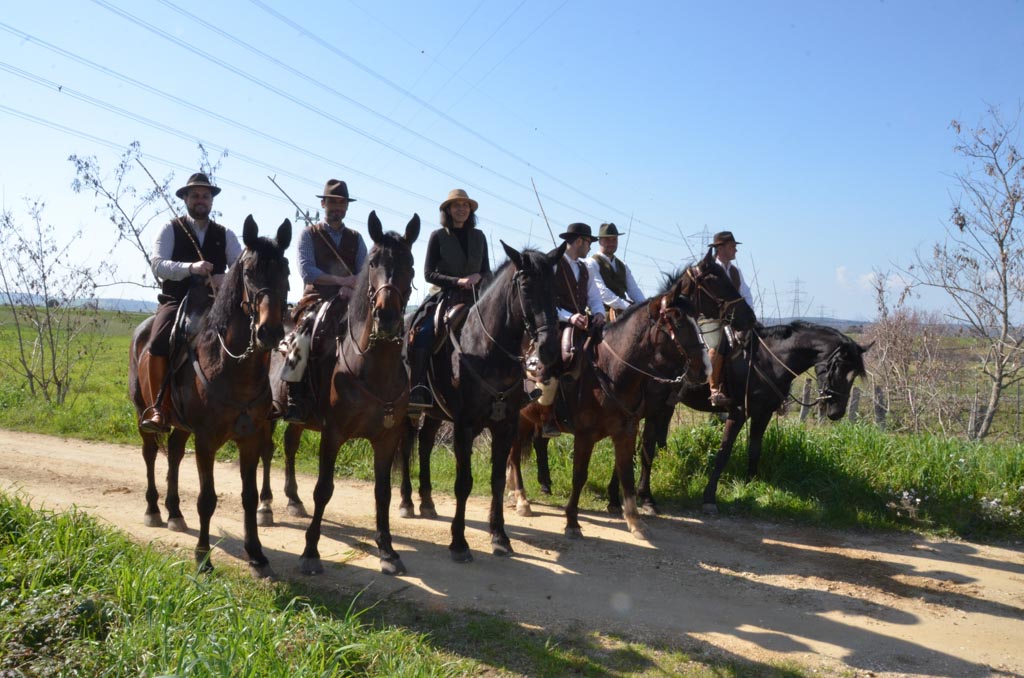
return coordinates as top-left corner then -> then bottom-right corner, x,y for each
873,385 -> 887,431
848,386 -> 861,423
968,391 -> 978,440
799,378 -> 813,422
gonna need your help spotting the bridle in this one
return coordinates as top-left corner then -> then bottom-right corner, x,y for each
751,333 -> 853,407
218,249 -> 283,361
684,265 -> 748,324
348,263 -> 411,355
468,268 -> 556,365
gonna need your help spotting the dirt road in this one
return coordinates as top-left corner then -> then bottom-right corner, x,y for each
1,430 -> 1022,677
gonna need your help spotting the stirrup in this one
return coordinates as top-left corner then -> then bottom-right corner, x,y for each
408,385 -> 433,410
709,390 -> 731,407
140,405 -> 170,433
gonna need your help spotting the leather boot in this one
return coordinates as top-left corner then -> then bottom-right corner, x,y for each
283,379 -> 311,424
140,354 -> 171,433
408,347 -> 433,412
707,347 -> 731,407
539,403 -> 561,438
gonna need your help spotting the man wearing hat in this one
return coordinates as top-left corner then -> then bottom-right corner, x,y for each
586,222 -> 646,319
535,222 -> 607,437
705,230 -> 755,406
140,172 -> 242,432
279,179 -> 367,423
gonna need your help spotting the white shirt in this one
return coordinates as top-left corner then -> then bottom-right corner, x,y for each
715,256 -> 754,310
151,216 -> 242,281
556,254 -> 606,322
587,253 -> 646,311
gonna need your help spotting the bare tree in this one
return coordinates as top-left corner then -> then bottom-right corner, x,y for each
908,105 -> 1024,439
0,201 -> 111,406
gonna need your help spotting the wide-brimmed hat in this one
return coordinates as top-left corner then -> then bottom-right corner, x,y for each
710,230 -> 741,247
317,179 -> 356,201
175,172 -> 221,199
598,222 -> 623,238
439,188 -> 478,212
558,222 -> 596,242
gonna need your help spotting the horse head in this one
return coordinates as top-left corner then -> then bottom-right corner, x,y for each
360,211 -> 418,345
236,214 -> 292,351
814,332 -> 870,420
501,240 -> 567,380
677,248 -> 756,331
647,292 -> 710,386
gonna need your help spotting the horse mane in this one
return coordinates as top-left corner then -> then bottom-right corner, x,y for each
475,248 -> 548,304
659,267 -> 688,295
345,230 -> 412,326
203,237 -> 285,335
759,320 -> 866,376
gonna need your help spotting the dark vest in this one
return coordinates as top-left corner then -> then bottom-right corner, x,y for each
429,227 -> 487,292
554,257 -> 589,316
592,253 -> 628,299
160,218 -> 228,302
304,223 -> 360,298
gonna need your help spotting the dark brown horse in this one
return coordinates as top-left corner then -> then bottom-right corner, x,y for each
507,278 -> 710,540
613,320 -> 869,514
271,212 -> 419,576
129,215 -> 291,577
397,243 -> 566,562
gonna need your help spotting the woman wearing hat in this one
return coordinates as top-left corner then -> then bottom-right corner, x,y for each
408,189 -> 491,410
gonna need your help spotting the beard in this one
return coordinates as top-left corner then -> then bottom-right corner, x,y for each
187,203 -> 211,221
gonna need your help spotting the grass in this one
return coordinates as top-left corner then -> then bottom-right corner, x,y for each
0,491 -> 813,677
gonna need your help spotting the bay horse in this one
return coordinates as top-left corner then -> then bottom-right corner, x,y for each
397,243 -> 566,562
612,320 -> 869,514
128,215 -> 291,577
507,277 -> 711,540
278,212 -> 419,576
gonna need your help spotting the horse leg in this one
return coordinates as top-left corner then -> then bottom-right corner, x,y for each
489,423 -> 514,556
505,413 -> 534,517
257,422 -> 275,527
746,411 -> 770,479
283,423 -> 308,517
535,434 -> 553,495
416,416 -> 443,519
192,436 -> 219,572
397,418 -> 417,518
371,432 -> 406,575
164,429 -> 190,532
300,428 -> 345,575
638,404 -> 673,515
448,423 -> 475,562
237,431 -> 275,579
702,411 -> 747,513
612,429 -> 649,541
565,435 -> 595,539
141,431 -> 164,527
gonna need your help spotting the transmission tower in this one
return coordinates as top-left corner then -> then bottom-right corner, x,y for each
788,278 -> 804,319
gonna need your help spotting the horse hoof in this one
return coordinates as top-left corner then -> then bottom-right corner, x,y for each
144,513 -> 165,528
539,484 -> 552,495
702,503 -> 719,515
381,556 -> 407,576
256,510 -> 274,527
420,505 -> 438,520
449,548 -> 474,563
492,537 -> 514,557
299,557 -> 324,576
167,517 -> 188,532
516,503 -> 533,517
639,502 -> 659,517
286,503 -> 309,519
631,526 -> 651,541
250,563 -> 277,580
565,527 -> 583,540
398,504 -> 414,519
606,503 -> 623,516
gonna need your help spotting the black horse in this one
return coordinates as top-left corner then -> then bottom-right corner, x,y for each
397,243 -> 566,562
611,320 -> 870,514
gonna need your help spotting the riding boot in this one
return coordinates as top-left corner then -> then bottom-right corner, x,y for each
408,347 -> 433,412
707,347 -> 731,407
539,403 -> 561,438
283,379 -> 311,424
140,354 -> 171,433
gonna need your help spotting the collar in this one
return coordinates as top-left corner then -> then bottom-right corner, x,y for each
185,215 -> 209,233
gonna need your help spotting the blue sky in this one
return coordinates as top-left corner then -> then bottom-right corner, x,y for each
1,0 -> 1022,320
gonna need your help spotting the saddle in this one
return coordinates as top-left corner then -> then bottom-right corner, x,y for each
168,285 -> 213,372
559,325 -> 588,380
431,301 -> 470,355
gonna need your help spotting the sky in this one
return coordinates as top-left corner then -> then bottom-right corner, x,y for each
1,0 -> 1022,320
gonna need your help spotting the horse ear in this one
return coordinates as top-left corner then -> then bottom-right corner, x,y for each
243,214 -> 259,249
550,240 -> 568,263
700,247 -> 715,268
647,295 -> 662,320
367,211 -> 384,244
859,340 -> 875,353
501,240 -> 523,269
276,219 -> 292,251
404,213 -> 420,245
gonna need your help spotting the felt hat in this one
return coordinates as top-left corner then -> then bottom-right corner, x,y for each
175,172 -> 221,199
598,222 -> 624,238
439,188 -> 478,212
710,231 -> 741,247
317,179 -> 356,201
558,222 -> 597,242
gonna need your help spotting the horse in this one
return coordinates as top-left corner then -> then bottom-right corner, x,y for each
523,251 -> 758,513
611,320 -> 870,514
270,211 -> 419,577
396,243 -> 567,562
128,215 -> 292,577
507,277 -> 711,540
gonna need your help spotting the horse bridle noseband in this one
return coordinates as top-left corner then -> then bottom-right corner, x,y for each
219,250 -> 280,361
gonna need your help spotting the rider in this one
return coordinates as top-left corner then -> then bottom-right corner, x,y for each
279,179 -> 367,423
408,188 -> 490,411
141,172 -> 241,432
705,230 -> 755,406
536,222 -> 606,438
587,222 -> 646,320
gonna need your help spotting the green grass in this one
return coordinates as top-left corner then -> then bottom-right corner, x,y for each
0,491 -> 812,677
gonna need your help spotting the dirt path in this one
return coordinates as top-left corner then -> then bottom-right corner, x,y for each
1,430 -> 1022,677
